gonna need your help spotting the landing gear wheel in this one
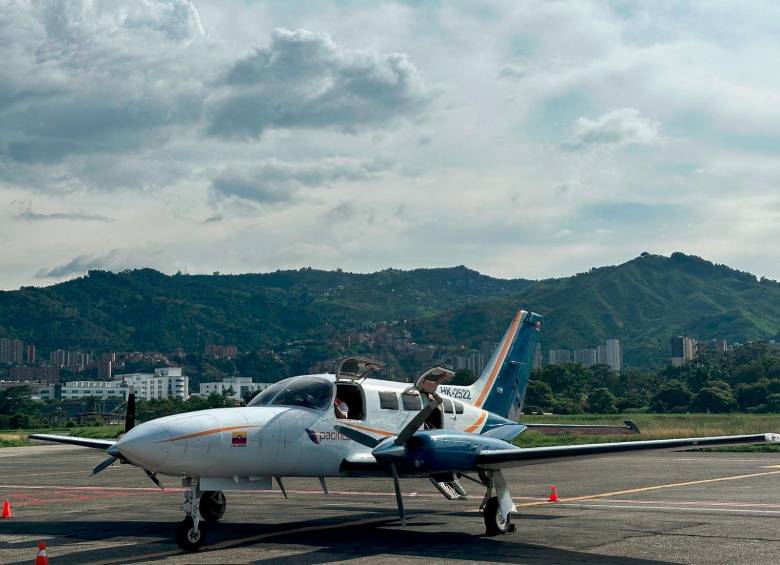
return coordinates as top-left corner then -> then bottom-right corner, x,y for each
199,490 -> 226,523
483,496 -> 513,536
176,516 -> 206,551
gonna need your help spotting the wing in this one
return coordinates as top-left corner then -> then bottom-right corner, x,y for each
29,433 -> 116,450
477,433 -> 780,469
522,420 -> 640,435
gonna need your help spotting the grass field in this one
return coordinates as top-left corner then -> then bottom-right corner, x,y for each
515,413 -> 780,451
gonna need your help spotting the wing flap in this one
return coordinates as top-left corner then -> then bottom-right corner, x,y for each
477,433 -> 780,468
29,433 -> 116,450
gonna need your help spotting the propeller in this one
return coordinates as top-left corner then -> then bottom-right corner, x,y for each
335,391 -> 443,524
91,394 -> 136,477
144,469 -> 164,490
91,456 -> 117,476
124,392 -> 136,432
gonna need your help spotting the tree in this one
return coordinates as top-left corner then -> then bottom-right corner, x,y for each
764,393 -> 780,412
450,369 -> 475,386
586,388 -> 618,414
690,381 -> 738,413
524,380 -> 554,412
735,381 -> 769,410
651,380 -> 692,412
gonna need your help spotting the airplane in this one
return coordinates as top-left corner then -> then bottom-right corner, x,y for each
31,309 -> 780,551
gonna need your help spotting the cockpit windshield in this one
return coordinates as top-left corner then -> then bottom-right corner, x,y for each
247,376 -> 333,411
247,378 -> 293,407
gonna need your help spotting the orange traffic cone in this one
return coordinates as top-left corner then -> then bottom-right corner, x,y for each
1,500 -> 12,518
35,542 -> 49,565
548,485 -> 559,502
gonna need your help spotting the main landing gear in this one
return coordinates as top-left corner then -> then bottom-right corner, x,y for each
477,470 -> 516,536
176,478 -> 228,551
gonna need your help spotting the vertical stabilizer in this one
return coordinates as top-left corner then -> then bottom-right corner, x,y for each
467,309 -> 542,421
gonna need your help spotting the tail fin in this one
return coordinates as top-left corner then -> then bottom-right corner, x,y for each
467,309 -> 542,421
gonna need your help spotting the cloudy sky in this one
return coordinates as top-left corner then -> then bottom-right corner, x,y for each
2,0 -> 780,289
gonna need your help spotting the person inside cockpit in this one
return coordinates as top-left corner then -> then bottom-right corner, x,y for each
334,397 -> 349,419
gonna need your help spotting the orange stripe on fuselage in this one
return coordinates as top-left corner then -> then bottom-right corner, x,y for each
343,422 -> 394,438
157,425 -> 262,443
465,411 -> 487,433
474,310 -> 523,407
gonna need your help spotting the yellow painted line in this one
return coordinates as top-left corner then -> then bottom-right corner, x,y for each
515,468 -> 780,508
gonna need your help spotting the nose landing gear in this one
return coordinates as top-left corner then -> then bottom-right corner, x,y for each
176,478 -> 207,551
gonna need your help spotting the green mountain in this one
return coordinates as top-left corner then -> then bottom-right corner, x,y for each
0,266 -> 531,353
1,252 -> 779,369
410,253 -> 780,368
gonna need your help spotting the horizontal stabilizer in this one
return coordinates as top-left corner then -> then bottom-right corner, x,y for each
29,434 -> 116,450
482,424 -> 527,442
522,420 -> 640,436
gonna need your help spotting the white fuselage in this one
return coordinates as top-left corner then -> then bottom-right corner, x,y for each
116,374 -> 490,480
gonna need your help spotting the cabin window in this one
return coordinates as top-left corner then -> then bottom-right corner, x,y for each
378,391 -> 399,410
454,401 -> 464,414
401,392 -> 422,411
443,398 -> 454,414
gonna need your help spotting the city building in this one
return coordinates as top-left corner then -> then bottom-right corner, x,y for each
25,344 -> 36,365
532,343 -> 542,371
117,367 -> 188,401
61,380 -> 130,401
597,345 -> 607,365
450,351 -> 487,375
605,339 -> 623,372
199,377 -> 272,401
7,366 -> 60,384
549,349 -> 571,365
574,348 -> 597,366
0,338 -> 25,364
671,336 -> 697,367
49,349 -> 92,370
97,352 -> 114,379
204,344 -> 238,359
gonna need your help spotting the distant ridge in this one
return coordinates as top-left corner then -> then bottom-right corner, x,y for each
1,253 -> 778,369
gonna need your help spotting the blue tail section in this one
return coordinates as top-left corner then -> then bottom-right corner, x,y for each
467,309 -> 542,422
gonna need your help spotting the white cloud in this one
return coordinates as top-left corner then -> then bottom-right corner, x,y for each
1,1 -> 780,288
206,28 -> 431,139
210,158 -> 391,204
564,108 -> 661,150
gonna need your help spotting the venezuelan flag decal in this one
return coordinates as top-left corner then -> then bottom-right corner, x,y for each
231,431 -> 248,447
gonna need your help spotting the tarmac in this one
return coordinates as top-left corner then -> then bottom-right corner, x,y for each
1,444 -> 779,564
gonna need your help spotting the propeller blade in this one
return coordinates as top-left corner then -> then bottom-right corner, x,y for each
124,392 -> 136,433
91,456 -> 117,476
390,462 -> 405,526
394,393 -> 442,446
275,476 -> 288,499
334,425 -> 381,448
144,469 -> 164,490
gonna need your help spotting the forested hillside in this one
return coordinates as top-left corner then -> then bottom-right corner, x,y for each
1,252 -> 779,370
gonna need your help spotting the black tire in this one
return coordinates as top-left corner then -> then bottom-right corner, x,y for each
175,516 -> 206,552
483,497 -> 512,536
199,491 -> 226,523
